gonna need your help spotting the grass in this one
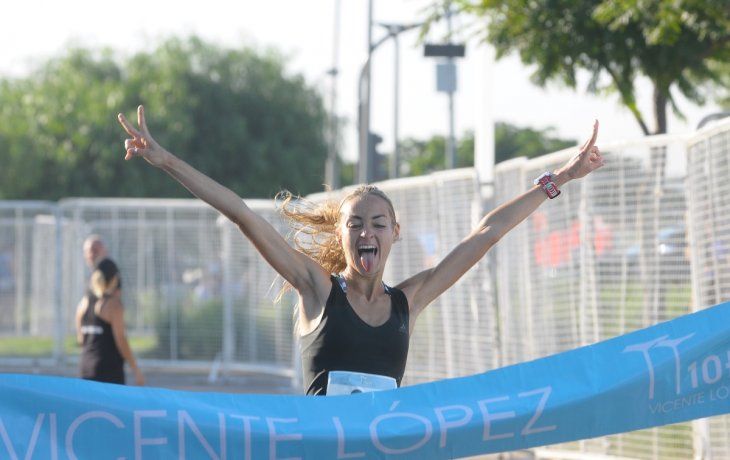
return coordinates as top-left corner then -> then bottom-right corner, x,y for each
599,281 -> 692,339
0,335 -> 156,358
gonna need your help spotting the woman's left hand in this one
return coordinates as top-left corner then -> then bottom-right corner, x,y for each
133,367 -> 145,386
556,120 -> 605,181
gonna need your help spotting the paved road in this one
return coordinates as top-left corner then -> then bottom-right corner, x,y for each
144,371 -> 297,394
1,363 -> 299,394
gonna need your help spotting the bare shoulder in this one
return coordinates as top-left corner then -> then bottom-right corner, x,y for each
96,295 -> 124,323
76,296 -> 89,314
301,265 -> 333,306
296,269 -> 334,335
395,268 -> 434,313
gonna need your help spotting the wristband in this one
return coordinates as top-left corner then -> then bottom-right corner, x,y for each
534,172 -> 561,199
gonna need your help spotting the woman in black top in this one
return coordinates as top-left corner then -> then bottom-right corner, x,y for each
75,257 -> 144,385
299,274 -> 410,395
118,105 -> 603,394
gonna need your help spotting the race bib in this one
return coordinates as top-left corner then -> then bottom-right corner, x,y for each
327,371 -> 397,395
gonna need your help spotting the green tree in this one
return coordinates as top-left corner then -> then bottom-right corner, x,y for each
705,62 -> 730,110
393,122 -> 574,176
398,133 -> 474,176
0,37 -> 328,199
0,49 -> 125,199
429,0 -> 729,135
339,161 -> 356,187
493,123 -> 575,164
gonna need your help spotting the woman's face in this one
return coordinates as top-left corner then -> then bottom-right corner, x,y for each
339,194 -> 399,277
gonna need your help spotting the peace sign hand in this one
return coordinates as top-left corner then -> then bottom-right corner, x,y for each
557,120 -> 605,181
117,105 -> 169,167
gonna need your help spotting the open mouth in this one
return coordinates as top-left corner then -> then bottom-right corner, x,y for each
357,245 -> 378,257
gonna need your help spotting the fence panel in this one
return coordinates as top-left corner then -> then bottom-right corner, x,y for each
0,202 -> 60,359
55,199 -> 226,365
687,120 -> 730,459
218,200 -> 296,375
494,135 -> 693,459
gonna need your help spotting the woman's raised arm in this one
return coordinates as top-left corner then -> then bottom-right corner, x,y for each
117,105 -> 328,293
399,121 -> 604,317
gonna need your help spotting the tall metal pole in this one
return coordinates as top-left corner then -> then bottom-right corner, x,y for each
475,43 -> 495,195
360,19 -> 421,183
325,0 -> 341,189
358,0 -> 374,184
391,31 -> 400,179
52,206 -> 64,362
446,5 -> 456,169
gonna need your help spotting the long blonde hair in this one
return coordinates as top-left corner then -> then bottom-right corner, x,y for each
90,259 -> 120,299
275,184 -> 397,300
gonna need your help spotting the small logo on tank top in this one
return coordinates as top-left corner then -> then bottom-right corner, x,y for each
399,322 -> 408,334
80,325 -> 103,335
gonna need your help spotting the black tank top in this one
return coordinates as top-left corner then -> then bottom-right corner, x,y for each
300,275 -> 410,395
79,292 -> 125,384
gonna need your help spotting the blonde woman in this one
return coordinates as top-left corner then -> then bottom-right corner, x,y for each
75,251 -> 144,385
118,105 -> 603,395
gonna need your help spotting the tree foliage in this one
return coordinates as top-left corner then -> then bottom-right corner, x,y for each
707,61 -> 730,110
0,37 -> 328,200
432,0 -> 729,135
493,122 -> 575,164
398,134 -> 474,177
395,122 -> 575,176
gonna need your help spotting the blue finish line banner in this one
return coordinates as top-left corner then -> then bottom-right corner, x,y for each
3,302 -> 730,459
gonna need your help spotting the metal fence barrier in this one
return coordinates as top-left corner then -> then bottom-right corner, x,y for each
0,118 -> 728,459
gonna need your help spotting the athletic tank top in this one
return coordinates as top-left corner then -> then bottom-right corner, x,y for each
300,275 -> 410,395
79,292 -> 125,384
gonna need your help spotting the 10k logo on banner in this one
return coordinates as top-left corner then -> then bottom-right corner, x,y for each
624,333 -> 696,399
625,332 -> 730,416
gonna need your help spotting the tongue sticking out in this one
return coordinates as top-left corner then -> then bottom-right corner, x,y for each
360,252 -> 375,273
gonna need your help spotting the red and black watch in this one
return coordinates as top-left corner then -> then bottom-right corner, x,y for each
534,172 -> 561,199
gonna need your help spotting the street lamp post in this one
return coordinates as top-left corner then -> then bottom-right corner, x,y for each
325,0 -> 342,189
446,10 -> 456,170
358,0 -> 375,185
358,21 -> 422,183
376,22 -> 414,180
393,30 -> 400,179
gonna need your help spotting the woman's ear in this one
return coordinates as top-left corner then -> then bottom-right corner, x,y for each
394,222 -> 401,242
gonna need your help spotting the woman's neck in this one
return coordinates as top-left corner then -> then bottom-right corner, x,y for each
340,269 -> 384,301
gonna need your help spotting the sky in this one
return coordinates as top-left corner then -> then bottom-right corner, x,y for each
2,0 -> 721,164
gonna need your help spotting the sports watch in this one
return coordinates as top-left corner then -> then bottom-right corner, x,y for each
534,172 -> 561,199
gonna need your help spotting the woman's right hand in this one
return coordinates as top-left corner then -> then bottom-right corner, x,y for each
117,105 -> 169,168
